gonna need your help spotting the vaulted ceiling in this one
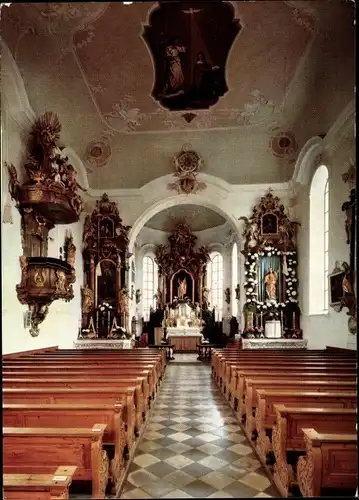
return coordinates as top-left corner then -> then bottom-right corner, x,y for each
145,204 -> 227,232
1,1 -> 355,189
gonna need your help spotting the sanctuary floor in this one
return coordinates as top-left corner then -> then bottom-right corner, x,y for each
118,353 -> 278,499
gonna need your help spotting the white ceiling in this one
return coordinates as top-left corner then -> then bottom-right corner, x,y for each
1,1 -> 355,189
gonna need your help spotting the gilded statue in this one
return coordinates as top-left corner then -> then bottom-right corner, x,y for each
34,269 -> 46,287
6,163 -> 20,204
202,286 -> 210,305
177,277 -> 187,299
55,270 -> 67,293
82,284 -> 94,314
264,267 -> 277,300
64,230 -> 76,268
119,288 -> 129,315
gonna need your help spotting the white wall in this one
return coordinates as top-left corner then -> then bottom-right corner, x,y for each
294,107 -> 356,350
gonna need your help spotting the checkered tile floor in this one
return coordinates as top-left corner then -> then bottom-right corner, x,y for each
119,354 -> 278,499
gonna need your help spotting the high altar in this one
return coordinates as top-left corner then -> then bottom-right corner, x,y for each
155,223 -> 209,351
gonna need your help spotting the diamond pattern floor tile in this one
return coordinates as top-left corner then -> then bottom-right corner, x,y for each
117,353 -> 278,499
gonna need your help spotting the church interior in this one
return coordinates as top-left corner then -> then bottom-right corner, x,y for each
1,1 -> 357,499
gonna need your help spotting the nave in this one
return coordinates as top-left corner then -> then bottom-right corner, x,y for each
119,354 -> 277,499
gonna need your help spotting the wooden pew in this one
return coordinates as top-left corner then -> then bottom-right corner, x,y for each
3,466 -> 77,500
2,346 -> 59,360
37,349 -> 166,376
21,353 -> 166,381
232,370 -> 356,413
243,378 -> 356,432
3,425 -> 109,499
253,390 -> 357,464
3,376 -> 148,422
211,349 -> 356,387
221,358 -> 356,394
3,387 -> 138,448
231,365 -> 357,409
3,403 -> 127,485
214,350 -> 356,389
271,406 -> 357,496
297,428 -> 357,497
2,365 -> 157,400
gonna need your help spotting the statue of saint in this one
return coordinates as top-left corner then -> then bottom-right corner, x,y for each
177,277 -> 187,299
82,285 -> 94,314
264,267 -> 277,300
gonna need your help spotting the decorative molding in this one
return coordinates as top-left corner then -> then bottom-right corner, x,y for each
323,99 -> 355,155
127,193 -> 242,254
292,136 -> 324,187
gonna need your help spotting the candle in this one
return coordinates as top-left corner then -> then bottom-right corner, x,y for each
292,311 -> 296,330
96,311 -> 99,335
108,310 -> 110,335
261,311 -> 263,328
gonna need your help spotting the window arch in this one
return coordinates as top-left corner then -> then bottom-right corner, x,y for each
232,243 -> 238,317
309,165 -> 329,314
207,251 -> 224,320
142,256 -> 158,321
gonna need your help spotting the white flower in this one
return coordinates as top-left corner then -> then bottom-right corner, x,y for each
244,271 -> 248,275
248,287 -> 253,292
248,278 -> 254,282
245,261 -> 249,265
246,299 -> 251,303
268,252 -> 272,256
292,278 -> 297,282
281,303 -> 286,307
292,291 -> 297,296
293,260 -> 297,264
262,305 -> 267,309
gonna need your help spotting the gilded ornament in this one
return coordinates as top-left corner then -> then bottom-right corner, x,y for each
34,269 -> 46,287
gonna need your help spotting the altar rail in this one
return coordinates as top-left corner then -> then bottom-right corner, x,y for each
242,338 -> 307,349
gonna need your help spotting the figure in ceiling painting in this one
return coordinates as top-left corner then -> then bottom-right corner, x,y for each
142,2 -> 241,111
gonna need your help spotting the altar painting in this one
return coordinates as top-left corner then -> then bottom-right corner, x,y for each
257,255 -> 283,303
170,269 -> 194,303
96,259 -> 117,307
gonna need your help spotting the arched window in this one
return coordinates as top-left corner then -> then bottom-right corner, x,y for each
232,243 -> 238,317
207,252 -> 224,320
309,165 -> 329,314
142,256 -> 158,321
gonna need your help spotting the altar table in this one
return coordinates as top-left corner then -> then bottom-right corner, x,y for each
167,334 -> 202,352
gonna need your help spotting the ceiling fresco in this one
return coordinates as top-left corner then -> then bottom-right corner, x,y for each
1,1 -> 355,189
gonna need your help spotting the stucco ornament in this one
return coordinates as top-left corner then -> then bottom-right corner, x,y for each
168,144 -> 206,195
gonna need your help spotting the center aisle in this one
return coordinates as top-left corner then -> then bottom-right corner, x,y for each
120,354 -> 278,499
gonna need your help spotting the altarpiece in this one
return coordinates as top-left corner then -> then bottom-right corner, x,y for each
240,189 -> 301,338
80,193 -> 131,339
155,223 -> 210,331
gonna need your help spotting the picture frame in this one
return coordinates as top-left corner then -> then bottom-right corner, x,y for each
329,264 -> 345,308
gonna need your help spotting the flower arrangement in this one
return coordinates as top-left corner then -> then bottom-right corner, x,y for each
243,247 -> 299,313
97,302 -> 113,313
